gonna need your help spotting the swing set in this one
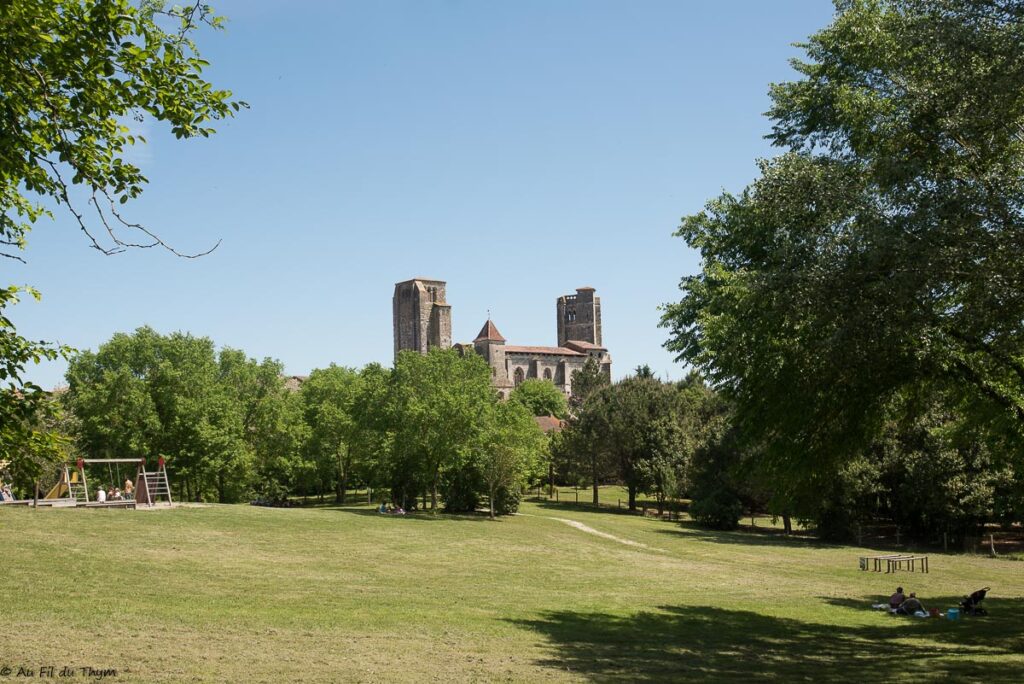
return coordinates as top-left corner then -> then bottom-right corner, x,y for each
44,457 -> 173,508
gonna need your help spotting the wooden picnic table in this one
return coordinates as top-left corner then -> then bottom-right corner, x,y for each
858,554 -> 928,573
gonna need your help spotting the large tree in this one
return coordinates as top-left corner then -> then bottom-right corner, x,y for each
301,365 -> 364,504
662,0 -> 1024,491
0,1 -> 242,469
386,349 -> 495,511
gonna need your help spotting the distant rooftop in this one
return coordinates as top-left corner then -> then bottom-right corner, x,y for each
474,319 -> 506,343
504,345 -> 584,356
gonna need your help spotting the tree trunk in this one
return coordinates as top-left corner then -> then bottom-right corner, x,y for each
628,484 -> 637,511
783,515 -> 793,535
431,478 -> 438,512
335,448 -> 346,504
548,461 -> 554,497
218,472 -> 226,504
489,484 -> 496,519
592,477 -> 599,506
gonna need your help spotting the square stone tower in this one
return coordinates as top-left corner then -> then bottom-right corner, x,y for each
557,287 -> 602,347
393,278 -> 452,359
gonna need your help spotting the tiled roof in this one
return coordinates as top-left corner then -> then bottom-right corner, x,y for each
565,340 -> 606,351
474,320 -> 506,343
533,415 -> 566,433
504,345 -> 584,356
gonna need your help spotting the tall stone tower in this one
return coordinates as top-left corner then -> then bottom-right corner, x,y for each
557,287 -> 602,347
393,278 -> 452,359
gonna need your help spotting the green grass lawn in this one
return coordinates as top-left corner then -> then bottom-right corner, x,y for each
2,499 -> 1022,683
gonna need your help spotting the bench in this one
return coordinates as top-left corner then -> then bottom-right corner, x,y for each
0,499 -> 32,506
859,554 -> 929,573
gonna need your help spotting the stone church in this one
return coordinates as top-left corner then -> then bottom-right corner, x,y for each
393,278 -> 611,398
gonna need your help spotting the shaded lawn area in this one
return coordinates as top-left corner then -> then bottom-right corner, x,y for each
1,501 -> 1022,682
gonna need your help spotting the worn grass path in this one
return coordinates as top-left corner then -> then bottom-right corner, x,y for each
1,499 -> 1022,682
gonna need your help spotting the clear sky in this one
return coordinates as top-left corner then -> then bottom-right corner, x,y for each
10,0 -> 836,388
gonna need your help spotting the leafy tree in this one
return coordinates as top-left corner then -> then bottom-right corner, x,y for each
1,0 -> 242,472
662,0 -> 1024,495
568,357 -> 609,412
479,401 -> 546,518
66,327 -> 281,503
572,373 -> 688,510
301,365 -> 363,503
509,378 -> 568,419
387,349 -> 494,511
1,288 -> 72,485
1,0 -> 244,260
218,349 -> 305,503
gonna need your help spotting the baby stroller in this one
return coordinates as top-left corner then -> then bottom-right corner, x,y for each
960,587 -> 990,616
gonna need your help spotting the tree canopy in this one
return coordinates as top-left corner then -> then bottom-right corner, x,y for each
509,378 -> 568,419
0,0 -> 242,473
661,0 -> 1024,491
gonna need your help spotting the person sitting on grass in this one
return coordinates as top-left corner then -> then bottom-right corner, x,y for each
889,587 -> 906,610
897,592 -> 925,616
378,501 -> 388,514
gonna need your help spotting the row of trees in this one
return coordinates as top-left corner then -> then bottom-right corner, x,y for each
18,327 -> 549,517
654,0 -> 1024,545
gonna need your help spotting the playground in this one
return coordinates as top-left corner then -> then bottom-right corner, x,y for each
0,458 -> 172,509
1,496 -> 1022,682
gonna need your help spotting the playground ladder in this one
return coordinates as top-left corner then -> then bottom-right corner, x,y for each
137,461 -> 173,506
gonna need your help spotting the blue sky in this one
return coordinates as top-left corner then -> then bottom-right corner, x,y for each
10,0 -> 835,388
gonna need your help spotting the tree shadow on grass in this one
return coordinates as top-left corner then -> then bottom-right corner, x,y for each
530,499 -> 653,518
652,521 -> 840,550
509,599 -> 1024,682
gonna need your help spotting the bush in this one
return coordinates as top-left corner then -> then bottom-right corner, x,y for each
492,485 -> 522,516
689,485 -> 743,530
442,464 -> 482,513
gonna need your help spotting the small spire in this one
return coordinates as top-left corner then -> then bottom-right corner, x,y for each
474,319 -> 506,343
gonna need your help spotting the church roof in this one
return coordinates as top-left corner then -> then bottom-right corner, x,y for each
474,319 -> 506,343
565,340 -> 607,351
504,345 -> 584,356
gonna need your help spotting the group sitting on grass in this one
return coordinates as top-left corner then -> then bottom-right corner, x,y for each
874,587 -> 931,617
95,486 -> 129,503
378,502 -> 406,515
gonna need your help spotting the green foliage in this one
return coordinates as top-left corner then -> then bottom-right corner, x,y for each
301,365 -> 364,502
65,327 -> 296,503
564,370 -> 704,511
442,463 -> 482,513
0,287 -> 71,486
479,400 -> 546,517
509,378 -> 568,419
377,350 -> 495,510
662,0 -> 1024,503
0,0 -> 244,258
686,388 -> 745,531
0,1 -> 241,478
569,357 -> 609,411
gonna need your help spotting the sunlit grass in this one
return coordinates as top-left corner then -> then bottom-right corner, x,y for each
2,497 -> 1022,682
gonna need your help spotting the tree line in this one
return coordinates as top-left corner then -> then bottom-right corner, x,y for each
18,327 -> 545,518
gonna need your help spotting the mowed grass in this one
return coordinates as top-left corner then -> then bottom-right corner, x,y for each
2,498 -> 1023,683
